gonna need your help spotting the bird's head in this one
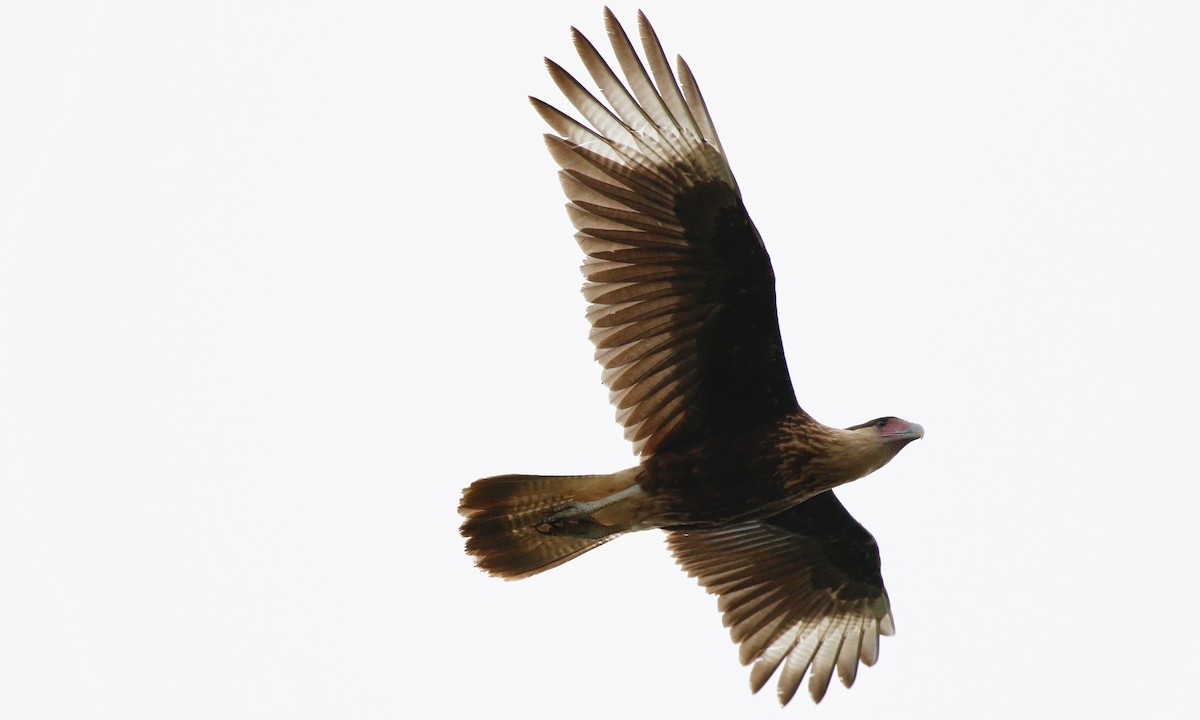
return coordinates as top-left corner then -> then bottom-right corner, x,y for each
834,416 -> 924,480
854,416 -> 925,445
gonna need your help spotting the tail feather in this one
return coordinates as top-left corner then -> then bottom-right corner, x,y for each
459,472 -> 635,580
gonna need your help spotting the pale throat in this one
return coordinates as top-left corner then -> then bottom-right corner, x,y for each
831,428 -> 905,481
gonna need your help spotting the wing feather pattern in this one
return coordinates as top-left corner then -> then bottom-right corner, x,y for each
667,491 -> 894,705
537,9 -> 798,456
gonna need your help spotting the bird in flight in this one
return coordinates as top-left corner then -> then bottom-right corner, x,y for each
459,8 -> 923,706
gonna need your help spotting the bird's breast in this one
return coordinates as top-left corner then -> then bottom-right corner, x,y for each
634,425 -> 805,528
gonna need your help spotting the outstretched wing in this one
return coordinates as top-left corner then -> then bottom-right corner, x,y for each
667,491 -> 894,705
536,9 -> 799,456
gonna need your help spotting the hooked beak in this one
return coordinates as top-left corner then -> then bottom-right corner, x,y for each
885,422 -> 924,443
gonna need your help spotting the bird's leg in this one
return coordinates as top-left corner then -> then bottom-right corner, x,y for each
544,484 -> 642,522
537,518 -> 619,539
537,484 -> 643,538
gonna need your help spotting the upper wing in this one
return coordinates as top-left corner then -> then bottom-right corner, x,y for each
535,9 -> 799,456
666,491 -> 894,705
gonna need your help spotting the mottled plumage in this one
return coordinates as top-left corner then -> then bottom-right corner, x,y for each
459,9 -> 923,706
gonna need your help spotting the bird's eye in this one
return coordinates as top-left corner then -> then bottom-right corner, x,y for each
874,418 -> 889,429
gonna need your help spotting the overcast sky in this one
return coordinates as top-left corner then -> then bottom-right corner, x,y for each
2,1 -> 1198,718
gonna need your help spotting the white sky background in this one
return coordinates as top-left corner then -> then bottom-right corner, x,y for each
2,1 -> 1198,717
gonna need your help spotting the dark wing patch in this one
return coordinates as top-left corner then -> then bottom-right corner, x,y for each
536,9 -> 799,456
667,491 -> 894,705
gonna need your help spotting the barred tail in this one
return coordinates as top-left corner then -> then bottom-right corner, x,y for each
459,471 -> 641,580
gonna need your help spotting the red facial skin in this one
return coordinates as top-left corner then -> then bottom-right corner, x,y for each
876,417 -> 925,443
